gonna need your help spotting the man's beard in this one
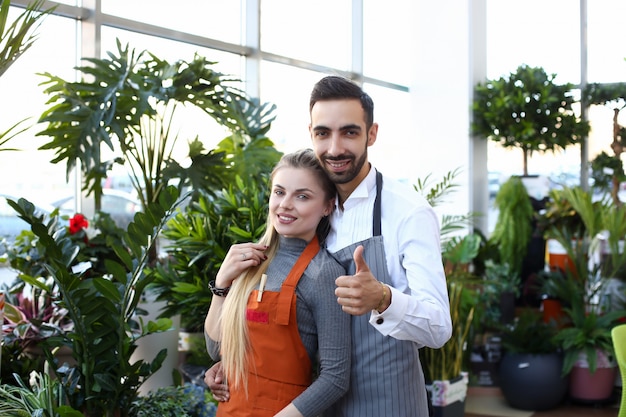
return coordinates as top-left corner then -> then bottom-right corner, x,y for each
324,150 -> 368,185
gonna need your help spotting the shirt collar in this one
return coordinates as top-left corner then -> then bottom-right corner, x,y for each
339,166 -> 377,211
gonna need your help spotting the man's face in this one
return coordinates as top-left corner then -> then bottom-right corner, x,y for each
309,99 -> 377,186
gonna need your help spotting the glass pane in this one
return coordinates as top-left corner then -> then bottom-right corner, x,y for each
260,0 -> 351,70
587,0 -> 626,83
0,13 -> 78,205
101,27 -> 244,75
486,0 -> 580,85
100,27 -> 247,180
363,0 -> 412,84
101,0 -> 243,45
362,84 -> 412,182
259,61 -> 324,153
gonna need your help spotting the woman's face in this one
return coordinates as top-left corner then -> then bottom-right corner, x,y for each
269,166 -> 333,242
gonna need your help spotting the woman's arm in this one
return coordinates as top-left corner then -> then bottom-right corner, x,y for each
205,242 -> 268,340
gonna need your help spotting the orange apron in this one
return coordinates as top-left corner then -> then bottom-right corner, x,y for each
217,236 -> 320,417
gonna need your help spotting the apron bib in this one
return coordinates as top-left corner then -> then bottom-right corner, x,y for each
327,171 -> 429,417
217,236 -> 320,417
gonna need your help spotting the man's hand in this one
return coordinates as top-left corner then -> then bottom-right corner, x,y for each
335,245 -> 389,315
205,361 -> 229,402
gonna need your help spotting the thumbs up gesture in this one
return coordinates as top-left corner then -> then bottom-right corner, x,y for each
335,245 -> 390,315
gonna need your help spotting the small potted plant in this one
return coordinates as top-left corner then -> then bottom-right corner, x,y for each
497,309 -> 568,411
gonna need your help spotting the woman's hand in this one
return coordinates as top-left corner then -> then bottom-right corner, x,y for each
215,242 -> 268,288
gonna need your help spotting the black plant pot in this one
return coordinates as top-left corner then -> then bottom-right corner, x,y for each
499,352 -> 568,411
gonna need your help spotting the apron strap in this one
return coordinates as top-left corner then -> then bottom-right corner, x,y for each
373,170 -> 383,237
275,235 -> 320,325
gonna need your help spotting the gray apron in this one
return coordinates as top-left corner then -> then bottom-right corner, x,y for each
325,171 -> 429,417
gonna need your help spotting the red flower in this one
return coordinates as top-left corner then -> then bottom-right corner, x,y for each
69,214 -> 89,235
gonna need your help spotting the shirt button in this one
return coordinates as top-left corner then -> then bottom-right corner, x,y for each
376,318 -> 384,325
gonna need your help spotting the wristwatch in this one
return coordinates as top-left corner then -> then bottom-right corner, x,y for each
209,280 -> 231,297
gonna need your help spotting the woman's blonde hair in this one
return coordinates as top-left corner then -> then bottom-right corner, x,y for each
219,149 -> 336,391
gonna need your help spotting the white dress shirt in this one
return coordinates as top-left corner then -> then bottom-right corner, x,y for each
327,167 -> 452,348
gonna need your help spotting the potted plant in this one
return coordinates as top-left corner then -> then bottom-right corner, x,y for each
481,259 -> 520,326
497,309 -> 568,411
472,64 -> 590,177
539,186 -> 626,403
415,169 -> 478,417
488,175 -> 542,304
7,185 -> 183,416
420,268 -> 475,417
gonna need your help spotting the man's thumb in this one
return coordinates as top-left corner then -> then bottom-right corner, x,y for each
353,245 -> 370,274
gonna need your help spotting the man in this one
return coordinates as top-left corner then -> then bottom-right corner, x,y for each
206,75 -> 452,416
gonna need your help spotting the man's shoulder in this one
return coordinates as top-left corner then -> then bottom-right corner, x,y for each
380,174 -> 430,208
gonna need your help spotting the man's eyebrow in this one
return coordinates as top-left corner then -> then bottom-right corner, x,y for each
312,123 -> 361,131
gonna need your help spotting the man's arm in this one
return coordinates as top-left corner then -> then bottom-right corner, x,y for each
204,361 -> 230,402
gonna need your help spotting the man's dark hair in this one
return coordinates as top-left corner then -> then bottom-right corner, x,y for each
309,75 -> 374,129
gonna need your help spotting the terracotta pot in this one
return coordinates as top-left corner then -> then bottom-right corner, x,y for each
546,239 -> 575,275
569,349 -> 617,403
541,298 -> 565,327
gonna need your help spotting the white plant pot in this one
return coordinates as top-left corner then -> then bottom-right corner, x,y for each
131,294 -> 181,395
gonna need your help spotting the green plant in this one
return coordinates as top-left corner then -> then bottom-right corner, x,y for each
7,185 -> 183,416
499,309 -> 558,355
553,301 -> 624,375
416,169 -> 478,382
473,259 -> 521,330
129,382 -> 217,417
536,186 -> 626,374
489,175 -> 535,274
537,187 -> 586,241
420,278 -> 476,382
0,371 -> 82,416
472,64 -> 589,176
149,174 -> 275,332
0,0 -> 54,151
37,40 -> 279,215
584,82 -> 626,206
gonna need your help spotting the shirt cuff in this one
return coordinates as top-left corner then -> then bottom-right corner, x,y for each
369,286 -> 407,336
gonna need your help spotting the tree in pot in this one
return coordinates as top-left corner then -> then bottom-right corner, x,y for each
498,309 -> 568,411
472,64 -> 589,177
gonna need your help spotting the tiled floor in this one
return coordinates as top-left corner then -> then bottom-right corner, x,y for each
464,386 -> 621,417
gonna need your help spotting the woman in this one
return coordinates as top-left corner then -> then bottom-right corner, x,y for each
204,149 -> 350,417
